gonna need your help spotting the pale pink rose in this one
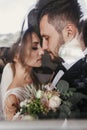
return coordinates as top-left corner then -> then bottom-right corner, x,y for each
41,96 -> 49,108
49,96 -> 61,110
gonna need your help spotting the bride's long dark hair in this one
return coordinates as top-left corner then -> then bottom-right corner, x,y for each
9,26 -> 42,89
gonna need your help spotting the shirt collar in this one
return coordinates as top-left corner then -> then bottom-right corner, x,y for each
62,48 -> 87,70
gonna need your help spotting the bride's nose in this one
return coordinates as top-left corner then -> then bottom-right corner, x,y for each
38,47 -> 44,56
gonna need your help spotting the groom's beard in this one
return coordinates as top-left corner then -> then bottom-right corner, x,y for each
50,55 -> 64,65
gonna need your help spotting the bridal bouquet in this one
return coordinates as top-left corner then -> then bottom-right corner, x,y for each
13,86 -> 61,120
13,80 -> 87,120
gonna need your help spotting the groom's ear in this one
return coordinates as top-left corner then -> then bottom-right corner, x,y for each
62,23 -> 77,42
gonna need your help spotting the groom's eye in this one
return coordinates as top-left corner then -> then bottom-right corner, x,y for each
45,37 -> 48,41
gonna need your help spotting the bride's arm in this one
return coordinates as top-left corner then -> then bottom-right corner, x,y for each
4,94 -> 19,120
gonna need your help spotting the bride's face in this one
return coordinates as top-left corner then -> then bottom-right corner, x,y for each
25,32 -> 44,67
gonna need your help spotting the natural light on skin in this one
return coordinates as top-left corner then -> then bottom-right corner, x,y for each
0,0 -> 86,34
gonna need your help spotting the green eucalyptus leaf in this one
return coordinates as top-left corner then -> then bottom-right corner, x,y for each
69,87 -> 76,92
56,80 -> 69,93
69,92 -> 87,105
59,104 -> 71,118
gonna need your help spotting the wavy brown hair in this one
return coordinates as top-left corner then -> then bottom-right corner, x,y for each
9,27 -> 41,89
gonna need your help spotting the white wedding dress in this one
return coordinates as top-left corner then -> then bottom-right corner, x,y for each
0,63 -> 36,120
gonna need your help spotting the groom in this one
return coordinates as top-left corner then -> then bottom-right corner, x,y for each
37,0 -> 87,118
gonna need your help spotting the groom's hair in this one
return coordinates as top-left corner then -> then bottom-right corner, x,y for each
38,0 -> 83,32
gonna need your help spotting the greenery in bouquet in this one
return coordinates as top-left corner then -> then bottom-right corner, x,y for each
56,80 -> 87,118
14,80 -> 87,120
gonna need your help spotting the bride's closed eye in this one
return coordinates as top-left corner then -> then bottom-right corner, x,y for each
32,47 -> 38,50
32,42 -> 39,50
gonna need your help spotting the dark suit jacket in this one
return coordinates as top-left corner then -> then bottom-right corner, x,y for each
54,56 -> 87,118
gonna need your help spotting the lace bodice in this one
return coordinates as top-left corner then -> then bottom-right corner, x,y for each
4,84 -> 36,103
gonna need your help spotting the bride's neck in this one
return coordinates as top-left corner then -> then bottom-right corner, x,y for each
25,65 -> 34,85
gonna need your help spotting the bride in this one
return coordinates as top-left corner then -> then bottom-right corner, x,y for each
0,26 -> 44,120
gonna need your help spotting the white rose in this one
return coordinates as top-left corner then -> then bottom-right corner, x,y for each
20,101 -> 26,107
36,90 -> 43,99
20,99 -> 28,107
49,96 -> 61,109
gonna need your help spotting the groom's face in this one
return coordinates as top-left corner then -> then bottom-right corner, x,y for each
40,14 -> 64,61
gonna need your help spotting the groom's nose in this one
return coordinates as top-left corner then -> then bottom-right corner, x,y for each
42,40 -> 48,50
